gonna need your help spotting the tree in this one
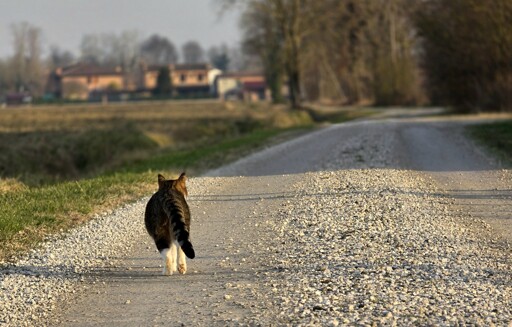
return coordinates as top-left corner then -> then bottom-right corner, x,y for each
153,66 -> 173,96
10,22 -> 44,95
370,0 -> 423,105
48,45 -> 75,69
80,31 -> 141,69
226,0 -> 314,108
182,41 -> 205,64
241,1 -> 284,103
228,46 -> 262,72
140,34 -> 179,65
223,0 -> 424,107
208,44 -> 230,70
415,0 -> 512,112
80,34 -> 104,64
0,59 -> 9,94
111,30 -> 142,71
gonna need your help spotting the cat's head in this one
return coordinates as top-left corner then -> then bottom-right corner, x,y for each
157,172 -> 188,197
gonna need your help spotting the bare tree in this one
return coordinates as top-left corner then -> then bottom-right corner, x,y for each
415,0 -> 512,112
182,41 -> 205,64
10,22 -> 44,95
140,34 -> 179,65
80,31 -> 141,69
208,44 -> 230,70
80,34 -> 105,64
224,0 -> 312,108
0,59 -> 9,94
111,30 -> 141,70
228,46 -> 261,72
241,1 -> 284,103
48,45 -> 75,69
225,0 -> 424,107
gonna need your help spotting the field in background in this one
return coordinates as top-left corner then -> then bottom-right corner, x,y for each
0,100 -> 313,186
0,100 -> 323,260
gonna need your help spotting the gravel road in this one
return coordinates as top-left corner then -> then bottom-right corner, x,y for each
1,113 -> 511,326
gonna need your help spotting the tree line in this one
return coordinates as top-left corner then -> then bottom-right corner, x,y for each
0,23 -> 248,97
226,0 -> 512,112
2,0 -> 511,112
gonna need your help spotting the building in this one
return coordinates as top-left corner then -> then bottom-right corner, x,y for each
47,62 -> 260,101
138,63 -> 215,98
48,63 -> 132,100
215,72 -> 268,101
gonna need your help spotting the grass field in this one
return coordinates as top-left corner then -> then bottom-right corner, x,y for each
467,120 -> 512,165
0,101 -> 313,185
0,100 -> 321,260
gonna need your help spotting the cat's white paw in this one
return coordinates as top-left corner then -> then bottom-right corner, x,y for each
178,263 -> 187,274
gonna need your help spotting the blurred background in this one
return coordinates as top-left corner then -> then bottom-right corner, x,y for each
0,0 -> 510,112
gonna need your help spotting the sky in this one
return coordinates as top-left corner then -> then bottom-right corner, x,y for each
0,0 -> 242,58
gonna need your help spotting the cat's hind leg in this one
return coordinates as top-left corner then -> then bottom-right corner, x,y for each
160,248 -> 172,275
177,245 -> 187,274
169,242 -> 178,274
156,238 -> 174,275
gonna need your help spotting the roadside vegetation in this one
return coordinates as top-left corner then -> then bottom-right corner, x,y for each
0,100 -> 366,261
468,121 -> 512,166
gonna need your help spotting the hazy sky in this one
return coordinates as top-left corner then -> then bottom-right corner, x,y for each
0,0 -> 242,58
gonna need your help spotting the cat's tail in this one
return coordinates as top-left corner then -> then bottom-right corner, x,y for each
164,193 -> 196,259
180,240 -> 195,259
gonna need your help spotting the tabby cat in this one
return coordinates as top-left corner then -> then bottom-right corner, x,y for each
144,173 -> 195,275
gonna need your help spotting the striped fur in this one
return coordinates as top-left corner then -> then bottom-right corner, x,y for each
145,173 -> 195,275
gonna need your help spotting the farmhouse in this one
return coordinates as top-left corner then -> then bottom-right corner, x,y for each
47,63 -> 132,100
215,72 -> 268,101
138,63 -> 214,97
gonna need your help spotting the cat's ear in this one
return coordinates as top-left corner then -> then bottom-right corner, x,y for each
177,172 -> 188,197
158,174 -> 166,188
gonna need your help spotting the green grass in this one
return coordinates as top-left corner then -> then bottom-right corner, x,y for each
467,120 -> 512,165
118,128 -> 290,174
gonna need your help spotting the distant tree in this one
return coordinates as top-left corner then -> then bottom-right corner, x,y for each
140,34 -> 179,65
10,22 -> 44,95
224,0 -> 424,107
369,0 -> 424,106
80,34 -> 104,64
207,44 -> 230,70
153,66 -> 173,96
0,59 -> 9,94
182,41 -> 205,64
415,0 -> 512,112
48,45 -> 75,69
227,46 -> 262,72
241,2 -> 284,104
80,31 -> 141,70
227,0 -> 309,108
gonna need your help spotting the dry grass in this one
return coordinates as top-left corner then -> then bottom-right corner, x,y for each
0,100 -> 311,185
0,101 -> 264,133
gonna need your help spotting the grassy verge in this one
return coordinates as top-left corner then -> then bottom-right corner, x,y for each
467,120 -> 512,166
0,127 -> 308,261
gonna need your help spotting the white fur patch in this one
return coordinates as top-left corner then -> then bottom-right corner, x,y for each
160,248 -> 173,275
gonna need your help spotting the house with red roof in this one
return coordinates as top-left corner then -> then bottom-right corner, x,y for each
215,72 -> 269,101
47,63 -> 131,100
